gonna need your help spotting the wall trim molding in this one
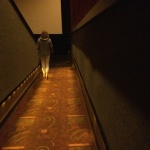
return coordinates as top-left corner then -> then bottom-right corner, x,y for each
0,66 -> 41,126
72,55 -> 107,150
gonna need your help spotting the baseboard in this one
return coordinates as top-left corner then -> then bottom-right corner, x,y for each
0,66 -> 41,125
72,55 -> 107,150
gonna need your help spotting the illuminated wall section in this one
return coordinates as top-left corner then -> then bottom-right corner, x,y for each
14,0 -> 62,34
0,0 -> 39,103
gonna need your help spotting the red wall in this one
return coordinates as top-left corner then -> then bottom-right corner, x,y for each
70,0 -> 99,29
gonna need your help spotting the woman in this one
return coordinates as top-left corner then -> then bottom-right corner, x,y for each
37,30 -> 53,79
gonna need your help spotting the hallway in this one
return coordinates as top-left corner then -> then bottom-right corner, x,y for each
0,56 -> 98,150
1,1 -> 150,149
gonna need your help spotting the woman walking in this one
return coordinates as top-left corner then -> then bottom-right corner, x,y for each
37,30 -> 53,79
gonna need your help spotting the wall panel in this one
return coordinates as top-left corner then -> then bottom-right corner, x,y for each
71,0 -> 150,149
0,0 -> 39,103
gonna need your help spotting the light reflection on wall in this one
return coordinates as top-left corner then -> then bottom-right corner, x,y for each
14,0 -> 62,34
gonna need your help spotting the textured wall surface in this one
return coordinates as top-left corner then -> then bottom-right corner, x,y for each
72,1 -> 150,150
70,0 -> 99,29
0,0 -> 39,103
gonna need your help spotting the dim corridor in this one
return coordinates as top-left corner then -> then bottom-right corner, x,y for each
0,55 -> 98,150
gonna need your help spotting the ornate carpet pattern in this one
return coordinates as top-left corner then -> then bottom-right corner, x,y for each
0,56 -> 98,150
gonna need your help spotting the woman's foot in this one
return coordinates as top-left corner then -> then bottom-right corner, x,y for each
45,73 -> 48,79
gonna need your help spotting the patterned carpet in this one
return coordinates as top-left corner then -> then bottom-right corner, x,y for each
0,55 -> 98,150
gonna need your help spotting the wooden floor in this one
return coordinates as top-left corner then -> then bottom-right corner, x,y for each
0,55 -> 98,150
